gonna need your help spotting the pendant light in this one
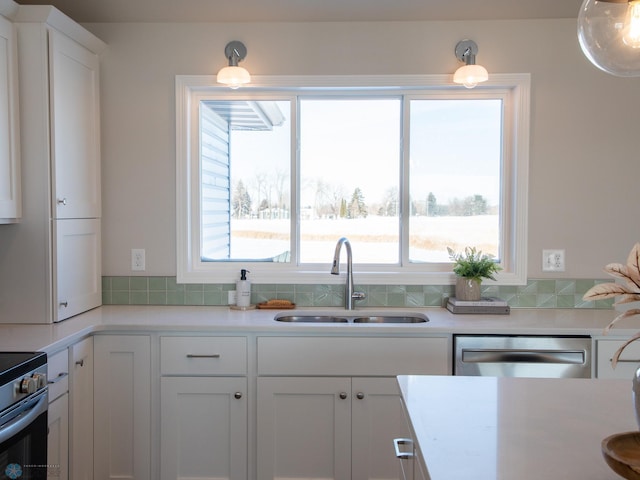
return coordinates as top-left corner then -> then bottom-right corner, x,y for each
453,40 -> 489,89
578,0 -> 640,76
217,41 -> 251,88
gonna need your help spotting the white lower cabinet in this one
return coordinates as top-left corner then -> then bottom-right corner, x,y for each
352,377 -> 412,480
160,377 -> 248,480
86,332 -> 449,480
71,337 -> 93,480
48,348 -> 70,480
596,339 -> 640,379
159,336 -> 248,480
256,336 -> 449,480
257,377 -> 352,480
257,376 -> 410,480
397,397 -> 426,480
48,394 -> 69,480
93,335 -> 151,480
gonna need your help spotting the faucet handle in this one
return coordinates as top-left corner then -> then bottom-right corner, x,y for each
352,291 -> 366,301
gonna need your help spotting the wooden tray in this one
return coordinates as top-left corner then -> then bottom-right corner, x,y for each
256,302 -> 296,309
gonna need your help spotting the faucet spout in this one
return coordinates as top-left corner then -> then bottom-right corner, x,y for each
330,237 -> 366,310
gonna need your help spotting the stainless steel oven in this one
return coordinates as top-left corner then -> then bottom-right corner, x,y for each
0,352 -> 48,480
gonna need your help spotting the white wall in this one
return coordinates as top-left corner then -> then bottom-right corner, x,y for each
86,19 -> 640,279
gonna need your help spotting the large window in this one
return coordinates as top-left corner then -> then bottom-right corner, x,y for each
176,75 -> 530,284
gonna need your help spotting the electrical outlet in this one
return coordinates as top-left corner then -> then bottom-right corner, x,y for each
542,249 -> 565,272
131,248 -> 145,271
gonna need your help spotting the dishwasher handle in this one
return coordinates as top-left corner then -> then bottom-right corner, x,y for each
461,348 -> 586,365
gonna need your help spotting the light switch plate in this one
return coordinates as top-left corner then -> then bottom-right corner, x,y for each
131,248 -> 145,271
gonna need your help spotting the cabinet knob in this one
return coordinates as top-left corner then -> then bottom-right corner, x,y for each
59,301 -> 68,308
356,392 -> 365,400
339,392 -> 348,400
57,198 -> 67,205
75,359 -> 84,367
234,392 -> 243,399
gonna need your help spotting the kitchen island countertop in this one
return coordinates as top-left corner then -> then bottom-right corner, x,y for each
397,375 -> 637,480
0,304 -> 635,353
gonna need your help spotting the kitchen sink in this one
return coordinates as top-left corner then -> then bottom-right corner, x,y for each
274,313 -> 428,324
275,315 -> 349,323
353,315 -> 427,323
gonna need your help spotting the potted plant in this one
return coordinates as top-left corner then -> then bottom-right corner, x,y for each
583,242 -> 640,426
447,246 -> 502,301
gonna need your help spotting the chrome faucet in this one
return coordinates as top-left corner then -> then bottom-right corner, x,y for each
331,237 -> 366,310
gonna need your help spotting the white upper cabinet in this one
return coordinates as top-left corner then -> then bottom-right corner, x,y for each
49,28 -> 101,219
0,13 -> 20,223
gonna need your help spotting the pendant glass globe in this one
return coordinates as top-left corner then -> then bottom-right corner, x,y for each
216,66 -> 251,89
453,64 -> 489,89
578,0 -> 640,76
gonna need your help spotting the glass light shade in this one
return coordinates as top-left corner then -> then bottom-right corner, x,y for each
217,65 -> 251,89
453,64 -> 489,89
578,0 -> 640,76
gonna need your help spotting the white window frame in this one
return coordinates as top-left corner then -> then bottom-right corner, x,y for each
176,74 -> 530,285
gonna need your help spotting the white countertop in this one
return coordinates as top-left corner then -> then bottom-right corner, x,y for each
397,375 -> 637,480
0,304 -> 634,353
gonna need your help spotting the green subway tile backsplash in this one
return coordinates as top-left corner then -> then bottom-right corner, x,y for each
102,276 -> 614,309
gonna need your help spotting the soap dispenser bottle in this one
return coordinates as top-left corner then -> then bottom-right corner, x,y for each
236,269 -> 251,307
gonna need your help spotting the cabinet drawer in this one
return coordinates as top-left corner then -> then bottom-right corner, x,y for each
48,348 -> 69,402
161,336 -> 247,375
258,336 -> 449,376
597,339 -> 640,379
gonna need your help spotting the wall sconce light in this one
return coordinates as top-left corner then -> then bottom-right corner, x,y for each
217,41 -> 251,88
453,39 -> 489,89
578,0 -> 640,76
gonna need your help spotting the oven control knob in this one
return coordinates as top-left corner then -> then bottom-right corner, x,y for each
32,373 -> 47,389
19,376 -> 37,394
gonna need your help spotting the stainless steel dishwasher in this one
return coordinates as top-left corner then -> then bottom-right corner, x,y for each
454,335 -> 592,378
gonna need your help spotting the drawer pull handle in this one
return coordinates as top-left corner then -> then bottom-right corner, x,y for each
612,358 -> 640,363
393,438 -> 414,459
59,301 -> 68,308
234,392 -> 242,399
75,359 -> 84,367
48,372 -> 69,384
186,354 -> 221,359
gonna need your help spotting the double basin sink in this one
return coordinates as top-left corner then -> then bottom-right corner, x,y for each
275,312 -> 428,324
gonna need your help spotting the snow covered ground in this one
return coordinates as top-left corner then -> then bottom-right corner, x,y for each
227,215 -> 499,263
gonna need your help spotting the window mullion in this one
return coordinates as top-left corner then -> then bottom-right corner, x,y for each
400,96 -> 411,266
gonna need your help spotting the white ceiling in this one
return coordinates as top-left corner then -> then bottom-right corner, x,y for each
14,0 -> 583,23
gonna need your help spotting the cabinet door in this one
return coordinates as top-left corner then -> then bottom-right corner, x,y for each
0,14 -> 20,222
48,393 -> 69,480
597,339 -> 640,379
54,218 -> 101,322
94,335 -> 151,480
352,377 -> 410,480
49,29 -> 100,219
257,377 -> 351,480
160,377 -> 247,480
71,337 -> 93,480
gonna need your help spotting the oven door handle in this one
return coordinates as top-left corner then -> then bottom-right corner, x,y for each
0,390 -> 48,444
